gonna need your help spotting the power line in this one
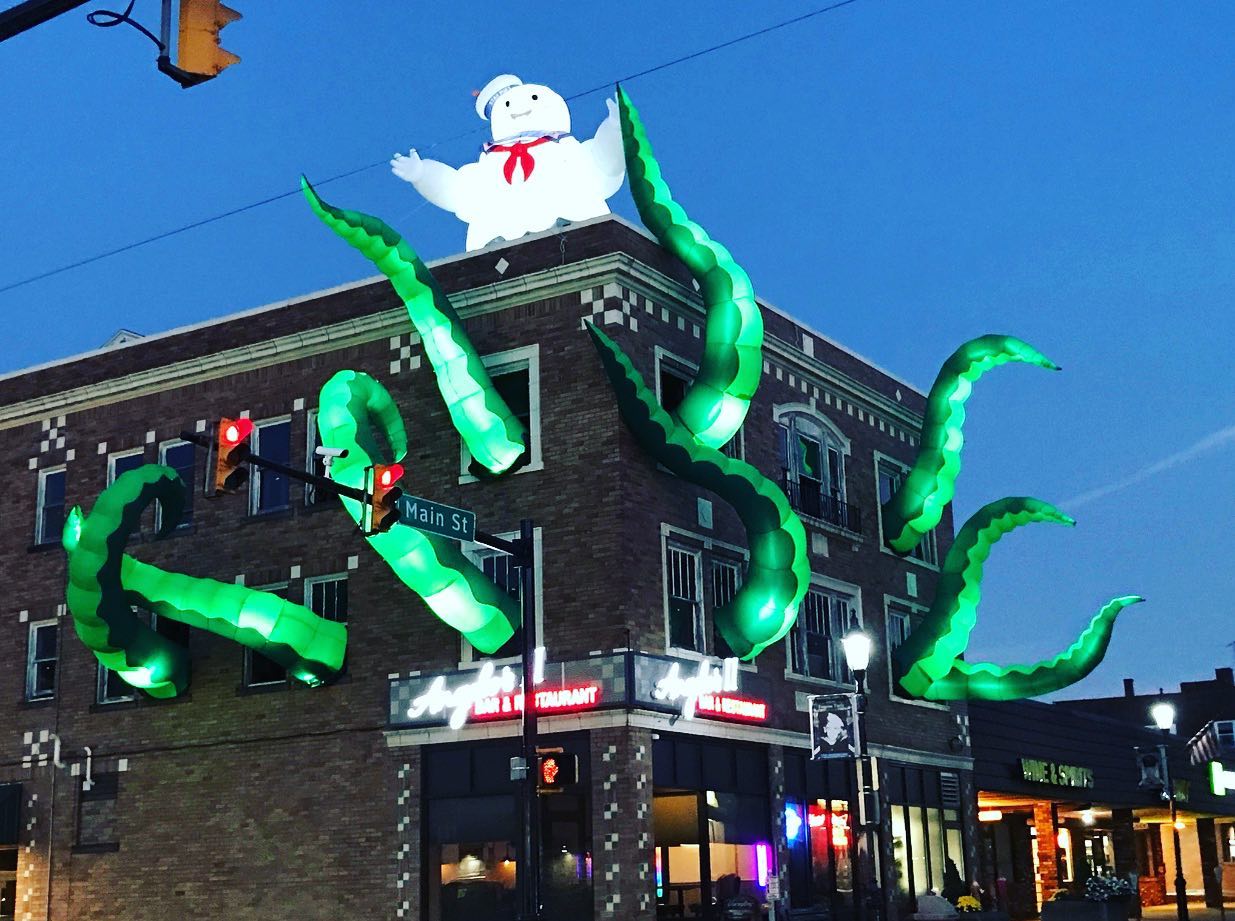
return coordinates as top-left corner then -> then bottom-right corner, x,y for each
0,0 -> 861,298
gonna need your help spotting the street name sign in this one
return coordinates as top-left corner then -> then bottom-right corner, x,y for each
397,494 -> 476,541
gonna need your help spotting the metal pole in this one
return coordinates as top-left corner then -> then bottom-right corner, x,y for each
518,519 -> 541,921
855,671 -> 877,921
1161,737 -> 1190,921
0,0 -> 89,42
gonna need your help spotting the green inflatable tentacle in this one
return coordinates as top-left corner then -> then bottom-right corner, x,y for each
892,496 -> 1142,700
63,465 -> 347,698
882,336 -> 1059,555
317,370 -> 519,654
588,324 -> 808,660
930,595 -> 1144,700
617,86 -> 763,451
301,177 -> 528,477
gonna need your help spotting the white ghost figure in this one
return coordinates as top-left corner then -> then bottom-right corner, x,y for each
391,74 -> 626,251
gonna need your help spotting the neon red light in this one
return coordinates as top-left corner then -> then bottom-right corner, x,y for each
695,692 -> 768,722
541,757 -> 560,785
470,684 -> 602,721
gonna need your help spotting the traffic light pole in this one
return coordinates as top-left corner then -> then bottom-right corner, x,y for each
516,518 -> 542,921
0,0 -> 89,42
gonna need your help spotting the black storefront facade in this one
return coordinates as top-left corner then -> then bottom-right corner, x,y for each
969,699 -> 1235,919
386,650 -> 978,921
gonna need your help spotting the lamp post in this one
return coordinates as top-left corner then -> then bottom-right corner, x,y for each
843,620 -> 879,921
1151,699 -> 1189,921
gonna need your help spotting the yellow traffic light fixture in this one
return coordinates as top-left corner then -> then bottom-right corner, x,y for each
367,464 -> 404,535
213,417 -> 253,494
176,0 -> 239,76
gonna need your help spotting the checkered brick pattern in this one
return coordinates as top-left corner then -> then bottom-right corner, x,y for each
388,333 -> 423,376
592,728 -> 655,920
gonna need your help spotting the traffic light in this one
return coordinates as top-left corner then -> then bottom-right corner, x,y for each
368,464 -> 404,534
537,754 -> 579,793
177,0 -> 241,79
214,417 -> 253,494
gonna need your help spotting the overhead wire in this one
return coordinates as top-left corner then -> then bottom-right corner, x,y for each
0,0 -> 861,298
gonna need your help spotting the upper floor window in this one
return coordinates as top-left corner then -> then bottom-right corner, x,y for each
877,457 -> 938,566
107,449 -> 144,485
665,543 -> 703,653
244,584 -> 288,687
26,621 -> 58,700
777,411 -> 856,531
657,349 -> 742,459
710,558 -> 742,659
35,467 -> 66,546
250,419 -> 291,515
158,440 -> 196,528
461,346 -> 541,478
460,529 -> 542,664
787,585 -> 857,684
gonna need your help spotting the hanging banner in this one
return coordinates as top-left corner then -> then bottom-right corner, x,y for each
810,693 -> 858,761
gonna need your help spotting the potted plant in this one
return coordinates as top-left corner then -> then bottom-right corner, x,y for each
1041,876 -> 1135,921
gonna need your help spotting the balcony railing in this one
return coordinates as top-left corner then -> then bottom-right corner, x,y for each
781,473 -> 863,534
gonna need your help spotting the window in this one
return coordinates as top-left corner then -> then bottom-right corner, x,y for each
461,345 -> 541,478
665,544 -> 703,653
778,411 -> 854,531
711,559 -> 741,659
460,529 -> 543,664
76,773 -> 118,851
304,410 -> 327,506
157,440 -> 196,528
35,467 -> 66,546
877,457 -> 938,566
886,602 -> 924,700
657,349 -> 742,458
107,449 -> 144,485
25,621 -> 58,700
96,665 -> 136,705
788,586 -> 855,683
243,584 -> 288,687
250,419 -> 291,514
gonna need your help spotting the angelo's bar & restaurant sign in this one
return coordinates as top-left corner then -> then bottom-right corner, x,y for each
1020,758 -> 1094,788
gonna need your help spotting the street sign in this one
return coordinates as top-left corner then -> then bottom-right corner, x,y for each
810,693 -> 858,761
397,494 -> 476,541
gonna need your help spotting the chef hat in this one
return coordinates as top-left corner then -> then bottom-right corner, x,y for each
475,74 -> 523,121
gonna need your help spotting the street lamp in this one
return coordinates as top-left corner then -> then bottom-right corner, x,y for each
843,619 -> 878,921
1151,698 -> 1189,921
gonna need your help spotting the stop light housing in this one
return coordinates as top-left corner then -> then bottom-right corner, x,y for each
177,0 -> 241,79
214,417 -> 253,493
537,754 -> 579,793
368,464 -> 404,533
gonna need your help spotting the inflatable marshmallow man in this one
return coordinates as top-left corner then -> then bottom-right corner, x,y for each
391,74 -> 626,251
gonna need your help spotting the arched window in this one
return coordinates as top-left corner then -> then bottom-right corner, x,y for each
775,407 -> 855,531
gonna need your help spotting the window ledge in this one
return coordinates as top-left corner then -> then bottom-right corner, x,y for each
26,541 -> 61,554
783,670 -> 854,690
797,513 -> 865,544
887,692 -> 949,711
235,681 -> 289,696
72,843 -> 119,854
18,697 -> 56,709
458,458 -> 544,485
245,507 -> 294,523
90,699 -> 139,713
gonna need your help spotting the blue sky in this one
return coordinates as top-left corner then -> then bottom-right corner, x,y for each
5,2 -> 1233,700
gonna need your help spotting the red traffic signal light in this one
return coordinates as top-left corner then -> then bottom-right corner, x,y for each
369,463 -> 404,533
214,417 -> 252,493
177,0 -> 241,79
537,754 -> 579,792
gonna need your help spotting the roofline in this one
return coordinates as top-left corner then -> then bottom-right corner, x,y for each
0,213 -> 925,398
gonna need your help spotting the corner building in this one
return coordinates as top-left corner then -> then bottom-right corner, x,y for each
0,217 -> 974,921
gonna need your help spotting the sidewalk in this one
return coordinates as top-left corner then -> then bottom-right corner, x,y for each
1142,904 -> 1235,921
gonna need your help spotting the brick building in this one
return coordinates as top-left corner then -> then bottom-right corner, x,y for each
0,216 -> 974,921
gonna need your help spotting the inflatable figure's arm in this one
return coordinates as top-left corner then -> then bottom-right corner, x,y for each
582,97 -> 626,198
391,149 -> 469,214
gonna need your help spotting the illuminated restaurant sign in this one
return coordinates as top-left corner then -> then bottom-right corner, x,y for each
1020,758 -> 1094,788
389,651 -> 770,729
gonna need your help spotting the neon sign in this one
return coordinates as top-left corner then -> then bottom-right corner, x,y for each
651,657 -> 740,719
1211,761 -> 1235,796
694,691 -> 767,722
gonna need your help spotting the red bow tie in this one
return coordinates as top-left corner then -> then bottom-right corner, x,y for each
487,136 -> 555,184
